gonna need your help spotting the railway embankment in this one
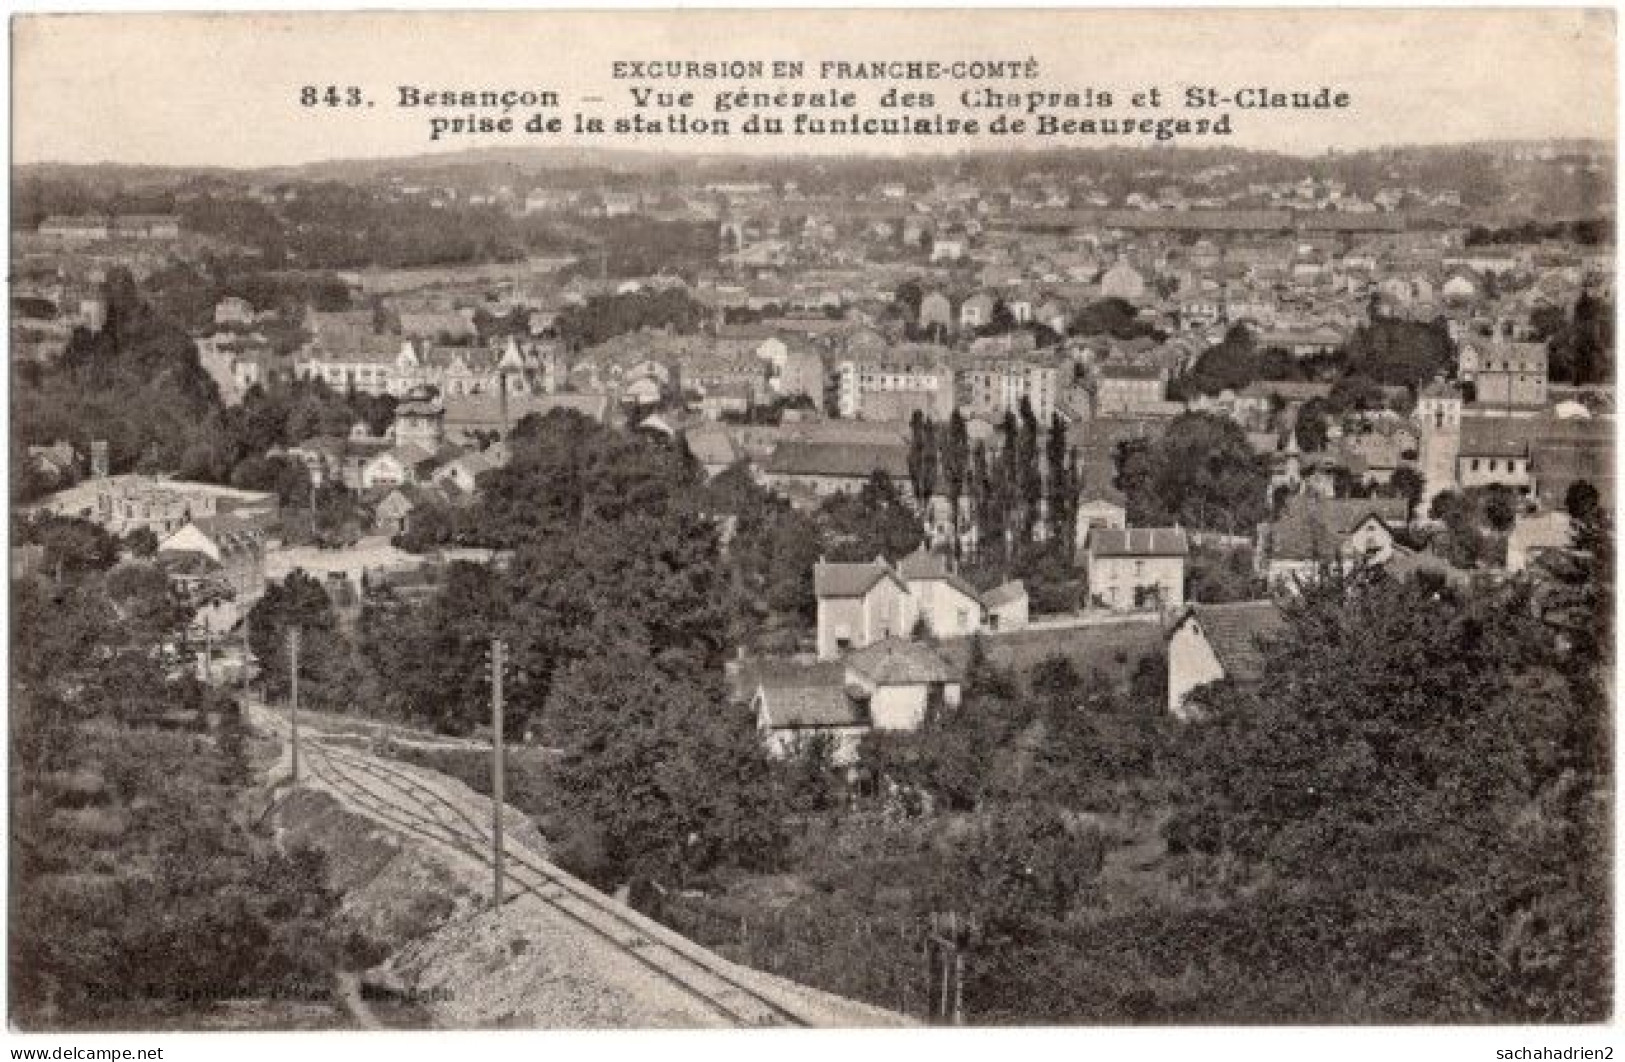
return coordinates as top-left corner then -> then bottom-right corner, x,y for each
252,707 -> 909,1028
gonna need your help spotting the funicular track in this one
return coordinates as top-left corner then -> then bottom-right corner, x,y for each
287,730 -> 812,1028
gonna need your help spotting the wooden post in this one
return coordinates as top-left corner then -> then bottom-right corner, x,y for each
288,628 -> 300,783
491,637 -> 506,910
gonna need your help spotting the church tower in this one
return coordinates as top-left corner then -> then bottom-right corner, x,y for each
1415,378 -> 1463,509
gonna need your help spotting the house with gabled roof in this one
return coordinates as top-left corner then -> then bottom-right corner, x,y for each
746,639 -> 964,765
815,548 -> 1029,660
1256,494 -> 1408,588
814,557 -> 916,660
430,449 -> 499,495
1166,600 -> 1286,720
749,661 -> 870,765
361,443 -> 444,490
896,546 -> 984,638
843,637 -> 962,730
682,423 -> 741,479
981,579 -> 1029,631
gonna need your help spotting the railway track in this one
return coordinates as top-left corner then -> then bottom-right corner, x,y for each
278,723 -> 812,1028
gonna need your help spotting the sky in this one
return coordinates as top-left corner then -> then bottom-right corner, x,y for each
11,9 -> 1618,168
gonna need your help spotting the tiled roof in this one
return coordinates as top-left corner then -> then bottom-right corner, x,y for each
814,559 -> 895,599
1088,527 -> 1190,558
846,637 -> 958,686
443,393 -> 610,428
385,443 -> 435,468
981,580 -> 1027,609
1460,418 -> 1537,459
1238,380 -> 1333,401
684,425 -> 740,467
896,546 -> 949,581
1185,600 -> 1286,685
894,546 -> 981,601
763,441 -> 909,480
754,662 -> 869,729
1268,495 -> 1407,562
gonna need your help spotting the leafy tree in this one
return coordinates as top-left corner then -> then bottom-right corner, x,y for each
1167,574 -> 1608,1020
1547,291 -> 1614,386
907,411 -> 939,510
778,732 -> 843,815
1045,416 -> 1079,550
545,651 -> 786,884
247,570 -> 341,705
16,513 -> 121,578
928,803 -> 1107,943
229,453 -> 312,508
941,410 -> 970,558
1017,399 -> 1043,541
1294,397 -> 1330,452
121,526 -> 159,558
1070,298 -> 1160,340
1565,480 -> 1601,524
1390,466 -> 1426,525
1168,324 -> 1259,400
1327,373 -> 1387,414
1483,486 -> 1518,535
1114,413 -> 1269,534
358,562 -> 510,734
1187,544 -> 1263,603
1340,317 -> 1456,389
818,470 -> 922,563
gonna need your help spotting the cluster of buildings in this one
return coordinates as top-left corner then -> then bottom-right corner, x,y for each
14,151 -> 1612,766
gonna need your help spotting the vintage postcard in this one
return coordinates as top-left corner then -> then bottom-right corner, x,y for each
7,6 -> 1616,1045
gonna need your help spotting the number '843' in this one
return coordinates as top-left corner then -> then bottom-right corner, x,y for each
300,86 -> 365,107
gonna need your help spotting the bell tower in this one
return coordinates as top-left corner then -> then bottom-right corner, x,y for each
1415,378 -> 1462,509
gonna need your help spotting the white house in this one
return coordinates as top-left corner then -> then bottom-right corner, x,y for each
1165,600 -> 1286,720
1257,496 -> 1407,588
814,549 -> 1029,659
749,641 -> 963,763
1085,527 -> 1189,611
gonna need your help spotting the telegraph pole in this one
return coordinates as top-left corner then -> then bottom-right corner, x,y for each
490,637 -> 506,910
288,628 -> 301,783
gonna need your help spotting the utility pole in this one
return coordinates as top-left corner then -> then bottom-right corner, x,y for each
288,628 -> 301,783
490,637 -> 506,910
928,910 -> 968,1025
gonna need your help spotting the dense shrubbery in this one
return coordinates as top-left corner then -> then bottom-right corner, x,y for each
11,556 -> 364,1028
659,552 -> 1611,1023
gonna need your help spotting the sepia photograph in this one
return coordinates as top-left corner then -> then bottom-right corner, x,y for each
5,5 -> 1617,1041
